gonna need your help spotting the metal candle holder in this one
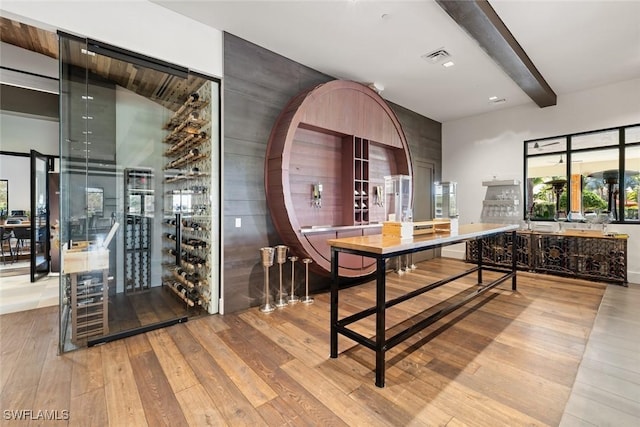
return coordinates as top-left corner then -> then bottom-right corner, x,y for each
301,258 -> 314,304
259,247 -> 275,313
395,256 -> 405,275
275,245 -> 289,308
287,256 -> 299,304
404,254 -> 417,272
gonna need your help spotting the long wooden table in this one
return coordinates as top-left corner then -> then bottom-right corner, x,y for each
328,223 -> 519,387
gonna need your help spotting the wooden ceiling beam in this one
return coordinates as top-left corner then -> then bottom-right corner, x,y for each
436,0 -> 557,108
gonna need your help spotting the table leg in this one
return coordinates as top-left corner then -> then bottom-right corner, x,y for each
330,248 -> 339,358
512,230 -> 517,290
477,238 -> 483,285
375,256 -> 386,387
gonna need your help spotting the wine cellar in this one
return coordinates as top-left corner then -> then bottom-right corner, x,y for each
55,31 -> 221,351
162,87 -> 214,311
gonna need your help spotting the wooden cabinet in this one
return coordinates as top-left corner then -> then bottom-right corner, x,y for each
466,230 -> 627,284
70,269 -> 109,344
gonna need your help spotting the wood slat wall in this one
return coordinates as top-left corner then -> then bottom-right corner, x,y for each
223,33 -> 442,313
0,258 -> 606,425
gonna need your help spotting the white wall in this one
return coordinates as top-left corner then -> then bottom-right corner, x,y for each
0,1 -> 222,78
0,113 -> 58,155
0,155 -> 30,213
0,113 -> 58,215
441,77 -> 640,283
114,86 -> 168,293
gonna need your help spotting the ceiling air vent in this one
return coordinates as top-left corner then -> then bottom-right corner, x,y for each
421,49 -> 451,64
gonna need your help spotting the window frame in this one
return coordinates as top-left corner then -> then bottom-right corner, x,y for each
524,123 -> 640,224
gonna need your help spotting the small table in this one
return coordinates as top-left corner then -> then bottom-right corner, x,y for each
328,223 -> 519,387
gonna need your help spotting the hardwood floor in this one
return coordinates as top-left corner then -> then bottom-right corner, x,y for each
0,258 -> 619,426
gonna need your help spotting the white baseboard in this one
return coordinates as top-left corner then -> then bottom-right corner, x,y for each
441,243 -> 466,260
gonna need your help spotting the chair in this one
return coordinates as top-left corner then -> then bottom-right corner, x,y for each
13,227 -> 31,257
0,227 -> 14,264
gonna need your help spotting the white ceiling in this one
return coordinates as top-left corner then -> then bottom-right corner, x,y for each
154,0 -> 639,123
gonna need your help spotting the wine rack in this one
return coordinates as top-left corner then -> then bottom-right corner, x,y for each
162,86 -> 212,311
70,269 -> 109,343
124,168 -> 153,293
342,136 -> 370,225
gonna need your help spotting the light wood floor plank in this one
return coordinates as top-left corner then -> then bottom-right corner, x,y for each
69,387 -> 107,427
129,350 -> 189,427
165,325 -> 265,426
175,384 -> 227,427
282,358 -> 387,426
146,328 -> 199,394
70,346 -> 104,399
101,340 -> 148,427
184,320 -> 277,408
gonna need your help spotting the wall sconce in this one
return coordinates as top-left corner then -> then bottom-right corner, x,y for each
312,183 -> 323,208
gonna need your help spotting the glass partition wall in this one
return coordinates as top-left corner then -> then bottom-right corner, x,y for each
59,33 -> 220,352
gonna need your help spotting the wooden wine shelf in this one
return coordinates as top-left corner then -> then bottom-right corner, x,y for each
164,132 -> 208,157
70,269 -> 109,344
164,153 -> 208,170
164,100 -> 209,130
164,281 -> 196,307
163,88 -> 213,311
165,172 -> 209,183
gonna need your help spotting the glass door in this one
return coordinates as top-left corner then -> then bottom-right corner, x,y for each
30,149 -> 50,282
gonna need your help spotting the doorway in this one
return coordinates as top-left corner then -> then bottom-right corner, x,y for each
0,152 -> 59,315
413,159 -> 436,263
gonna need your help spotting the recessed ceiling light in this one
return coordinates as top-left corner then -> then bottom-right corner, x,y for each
442,61 -> 455,68
489,97 -> 507,104
489,96 -> 499,101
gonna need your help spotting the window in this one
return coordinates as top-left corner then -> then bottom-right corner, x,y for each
0,180 -> 7,218
525,124 -> 640,223
87,187 -> 104,217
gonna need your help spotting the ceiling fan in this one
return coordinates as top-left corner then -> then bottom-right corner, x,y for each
533,141 -> 560,149
546,154 -> 582,164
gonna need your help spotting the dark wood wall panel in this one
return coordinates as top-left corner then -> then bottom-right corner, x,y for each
223,34 -> 334,312
289,128 -> 343,228
390,102 -> 442,180
223,33 -> 442,313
